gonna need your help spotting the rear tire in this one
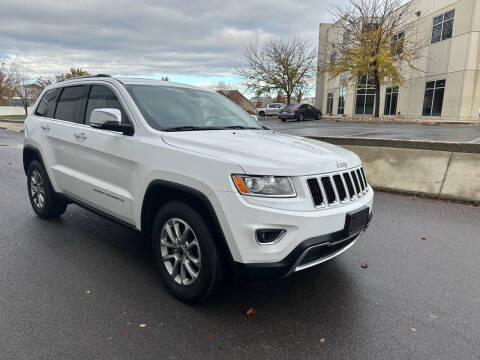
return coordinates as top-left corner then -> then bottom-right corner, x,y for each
27,160 -> 67,219
258,112 -> 265,118
152,201 -> 223,303
298,114 -> 304,121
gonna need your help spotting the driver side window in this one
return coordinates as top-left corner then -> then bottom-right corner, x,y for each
85,85 -> 131,125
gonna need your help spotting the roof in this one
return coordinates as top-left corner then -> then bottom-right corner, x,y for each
46,74 -> 211,93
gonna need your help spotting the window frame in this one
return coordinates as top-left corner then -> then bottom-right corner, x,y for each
384,86 -> 399,116
391,32 -> 404,56
34,88 -> 61,118
431,9 -> 455,44
338,86 -> 346,115
84,84 -> 132,126
422,80 -> 446,117
53,85 -> 90,124
355,75 -> 376,115
326,92 -> 334,115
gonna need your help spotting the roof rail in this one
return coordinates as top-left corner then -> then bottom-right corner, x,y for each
57,74 -> 112,82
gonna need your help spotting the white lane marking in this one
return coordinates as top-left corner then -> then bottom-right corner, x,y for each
345,130 -> 383,137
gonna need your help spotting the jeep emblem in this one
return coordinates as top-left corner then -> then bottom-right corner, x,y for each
336,161 -> 348,169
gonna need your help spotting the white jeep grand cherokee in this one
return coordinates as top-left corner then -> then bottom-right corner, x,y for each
23,75 -> 373,302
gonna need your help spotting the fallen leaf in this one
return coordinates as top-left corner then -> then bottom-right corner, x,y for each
246,307 -> 257,318
159,322 -> 164,326
361,263 -> 368,269
421,237 -> 427,241
107,336 -> 112,340
410,327 -> 417,332
139,323 -> 147,328
428,314 -> 438,319
207,336 -> 214,340
85,290 -> 92,295
121,330 -> 128,336
320,338 -> 325,343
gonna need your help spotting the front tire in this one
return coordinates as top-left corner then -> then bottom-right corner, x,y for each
315,112 -> 322,120
27,160 -> 67,219
152,201 -> 223,303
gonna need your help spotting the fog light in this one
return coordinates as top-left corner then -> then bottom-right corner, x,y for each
255,229 -> 286,244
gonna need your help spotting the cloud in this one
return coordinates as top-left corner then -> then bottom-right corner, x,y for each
0,0 -> 341,83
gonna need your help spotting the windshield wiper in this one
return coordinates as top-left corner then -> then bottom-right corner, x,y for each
163,126 -> 226,132
163,125 -> 262,132
220,126 -> 262,130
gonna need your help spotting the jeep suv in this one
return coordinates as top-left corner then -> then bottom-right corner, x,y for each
23,75 -> 373,302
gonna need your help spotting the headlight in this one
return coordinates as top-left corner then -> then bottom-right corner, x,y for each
232,175 -> 296,197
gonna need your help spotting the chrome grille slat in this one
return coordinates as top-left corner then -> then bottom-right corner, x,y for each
307,167 -> 369,208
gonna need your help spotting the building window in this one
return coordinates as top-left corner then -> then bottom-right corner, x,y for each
422,80 -> 446,116
343,30 -> 351,47
327,92 -> 334,114
384,86 -> 399,115
330,52 -> 336,65
431,10 -> 455,44
355,76 -> 376,115
338,87 -> 346,115
391,32 -> 404,55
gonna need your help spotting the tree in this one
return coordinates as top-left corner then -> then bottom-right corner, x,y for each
161,76 -> 169,81
0,59 -> 15,104
215,81 -> 230,94
273,91 -> 285,104
238,38 -> 316,105
321,0 -> 421,117
56,68 -> 89,81
10,65 -> 39,115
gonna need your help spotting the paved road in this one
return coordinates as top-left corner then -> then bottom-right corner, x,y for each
1,129 -> 479,359
264,118 -> 480,143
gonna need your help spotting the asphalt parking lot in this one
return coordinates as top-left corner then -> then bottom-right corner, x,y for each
264,118 -> 480,143
1,129 -> 479,359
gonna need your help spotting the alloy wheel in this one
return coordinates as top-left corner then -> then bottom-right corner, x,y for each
30,169 -> 46,209
160,218 -> 201,286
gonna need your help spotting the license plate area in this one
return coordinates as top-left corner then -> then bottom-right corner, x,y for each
344,207 -> 369,236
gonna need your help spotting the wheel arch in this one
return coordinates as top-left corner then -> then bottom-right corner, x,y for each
23,145 -> 45,175
141,180 -> 234,262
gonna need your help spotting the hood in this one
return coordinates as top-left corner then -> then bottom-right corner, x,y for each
161,130 -> 361,176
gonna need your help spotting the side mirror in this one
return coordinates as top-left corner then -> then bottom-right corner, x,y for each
89,108 -> 133,135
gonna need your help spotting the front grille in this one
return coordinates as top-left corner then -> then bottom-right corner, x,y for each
307,167 -> 368,208
307,178 -> 323,206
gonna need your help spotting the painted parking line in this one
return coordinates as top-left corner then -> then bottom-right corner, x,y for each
345,130 -> 384,137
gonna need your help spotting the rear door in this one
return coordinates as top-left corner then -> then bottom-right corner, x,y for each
49,83 -> 136,224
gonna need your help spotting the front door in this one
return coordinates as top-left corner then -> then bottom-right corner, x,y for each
49,83 -> 136,224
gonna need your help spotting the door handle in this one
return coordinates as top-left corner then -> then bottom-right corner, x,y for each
40,124 -> 51,131
74,132 -> 87,140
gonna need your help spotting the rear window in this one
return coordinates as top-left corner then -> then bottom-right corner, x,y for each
284,104 -> 300,110
35,88 -> 60,118
54,85 -> 90,124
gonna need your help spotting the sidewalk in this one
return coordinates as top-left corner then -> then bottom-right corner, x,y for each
324,116 -> 480,126
0,120 -> 24,132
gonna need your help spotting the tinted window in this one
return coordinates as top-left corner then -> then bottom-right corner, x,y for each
35,88 -> 60,118
422,80 -> 445,116
86,85 -> 130,125
54,86 -> 90,123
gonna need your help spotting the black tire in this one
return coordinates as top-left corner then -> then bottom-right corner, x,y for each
315,112 -> 322,120
27,160 -> 67,219
258,112 -> 265,118
152,201 -> 223,303
298,114 -> 304,121
281,118 -> 286,122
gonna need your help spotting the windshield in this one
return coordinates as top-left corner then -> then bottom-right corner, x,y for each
126,85 -> 263,131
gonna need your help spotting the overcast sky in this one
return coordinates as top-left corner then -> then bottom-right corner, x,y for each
0,0 -> 342,90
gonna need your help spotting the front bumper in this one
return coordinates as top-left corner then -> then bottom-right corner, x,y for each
232,211 -> 372,282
